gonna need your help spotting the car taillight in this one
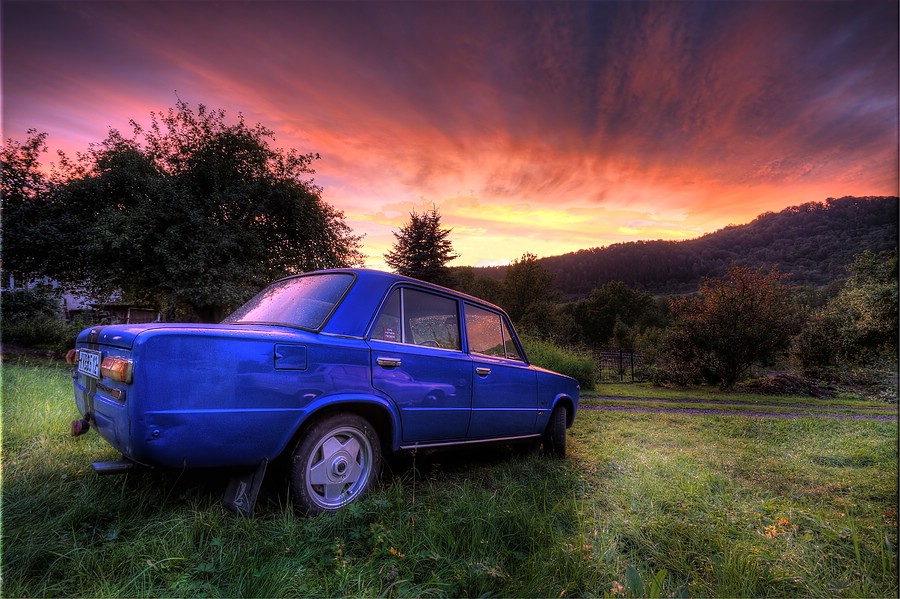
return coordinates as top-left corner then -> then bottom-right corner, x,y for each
101,356 -> 133,384
66,349 -> 79,365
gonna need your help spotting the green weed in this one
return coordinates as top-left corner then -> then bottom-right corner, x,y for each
522,335 -> 597,390
2,357 -> 897,597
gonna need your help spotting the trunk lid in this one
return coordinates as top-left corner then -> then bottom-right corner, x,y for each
76,323 -> 187,349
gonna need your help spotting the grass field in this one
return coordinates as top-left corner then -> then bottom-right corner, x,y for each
2,356 -> 897,597
581,386 -> 898,421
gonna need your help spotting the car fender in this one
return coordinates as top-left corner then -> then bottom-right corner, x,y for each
545,393 -> 578,429
280,392 -> 403,455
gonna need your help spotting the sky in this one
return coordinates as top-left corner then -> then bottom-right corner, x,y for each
3,0 -> 898,270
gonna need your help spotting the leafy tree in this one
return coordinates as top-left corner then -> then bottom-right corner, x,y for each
561,281 -> 657,347
5,102 -> 364,321
612,318 -> 638,352
792,250 -> 898,372
518,299 -> 569,340
384,206 -> 458,286
450,266 -> 504,306
663,265 -> 800,389
1,130 -> 54,283
502,253 -> 558,324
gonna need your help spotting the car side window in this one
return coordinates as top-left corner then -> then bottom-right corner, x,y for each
501,318 -> 523,361
372,289 -> 402,342
372,288 -> 461,351
465,304 -> 505,357
465,304 -> 524,361
404,289 -> 460,350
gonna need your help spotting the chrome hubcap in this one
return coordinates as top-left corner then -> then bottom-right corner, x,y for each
306,427 -> 371,509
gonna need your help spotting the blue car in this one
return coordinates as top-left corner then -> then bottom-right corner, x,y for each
68,269 -> 580,514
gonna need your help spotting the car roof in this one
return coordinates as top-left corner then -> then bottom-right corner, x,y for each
280,268 -> 508,338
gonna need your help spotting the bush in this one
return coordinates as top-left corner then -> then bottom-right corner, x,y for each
665,266 -> 799,389
739,374 -> 838,398
636,326 -> 706,387
521,334 -> 596,390
0,315 -> 94,353
2,286 -> 62,320
792,251 -> 898,373
1,287 -> 91,352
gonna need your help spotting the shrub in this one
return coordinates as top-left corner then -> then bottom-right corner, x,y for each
520,334 -> 596,390
638,325 -> 706,387
664,266 -> 799,389
739,373 -> 838,398
1,287 -> 92,352
792,251 -> 899,373
2,286 -> 62,320
1,315 -> 91,353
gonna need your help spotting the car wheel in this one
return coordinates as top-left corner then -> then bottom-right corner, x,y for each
290,413 -> 381,515
542,405 -> 567,458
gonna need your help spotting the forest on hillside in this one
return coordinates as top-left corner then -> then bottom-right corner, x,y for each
467,196 -> 898,298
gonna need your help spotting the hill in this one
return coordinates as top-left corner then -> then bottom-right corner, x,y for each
469,196 -> 898,297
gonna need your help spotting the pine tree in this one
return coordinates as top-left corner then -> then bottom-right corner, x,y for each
384,206 -> 458,286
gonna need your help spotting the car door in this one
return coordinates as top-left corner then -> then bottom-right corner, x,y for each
369,287 -> 473,443
463,303 -> 537,438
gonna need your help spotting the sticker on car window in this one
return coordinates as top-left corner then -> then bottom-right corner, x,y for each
383,327 -> 397,341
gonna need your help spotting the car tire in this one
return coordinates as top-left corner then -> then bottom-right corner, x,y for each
290,413 -> 381,515
542,405 -> 567,458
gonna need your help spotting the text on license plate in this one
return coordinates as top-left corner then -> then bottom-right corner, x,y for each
78,349 -> 102,379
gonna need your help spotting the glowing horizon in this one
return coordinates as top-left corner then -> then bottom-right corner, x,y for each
4,1 -> 897,271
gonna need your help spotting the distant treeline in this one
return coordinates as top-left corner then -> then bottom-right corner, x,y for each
464,196 -> 898,297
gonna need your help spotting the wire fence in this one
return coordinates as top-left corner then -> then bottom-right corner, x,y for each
589,347 -> 647,383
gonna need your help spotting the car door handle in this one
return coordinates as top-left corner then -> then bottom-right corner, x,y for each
376,357 -> 402,368
476,367 -> 491,377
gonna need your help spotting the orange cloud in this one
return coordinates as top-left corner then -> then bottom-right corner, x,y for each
4,1 -> 896,273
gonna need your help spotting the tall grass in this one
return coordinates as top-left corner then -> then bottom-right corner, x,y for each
3,357 -> 897,597
521,334 -> 597,390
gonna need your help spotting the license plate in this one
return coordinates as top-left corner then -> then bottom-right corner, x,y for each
78,349 -> 102,379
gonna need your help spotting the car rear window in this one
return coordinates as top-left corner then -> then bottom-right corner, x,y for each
223,273 -> 354,330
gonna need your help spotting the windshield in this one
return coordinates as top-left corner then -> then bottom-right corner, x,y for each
223,273 -> 355,330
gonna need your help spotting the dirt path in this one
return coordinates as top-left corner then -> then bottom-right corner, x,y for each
580,401 -> 898,421
592,395 -> 898,412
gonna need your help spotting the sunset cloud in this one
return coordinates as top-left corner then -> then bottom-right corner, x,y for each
4,1 -> 897,271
